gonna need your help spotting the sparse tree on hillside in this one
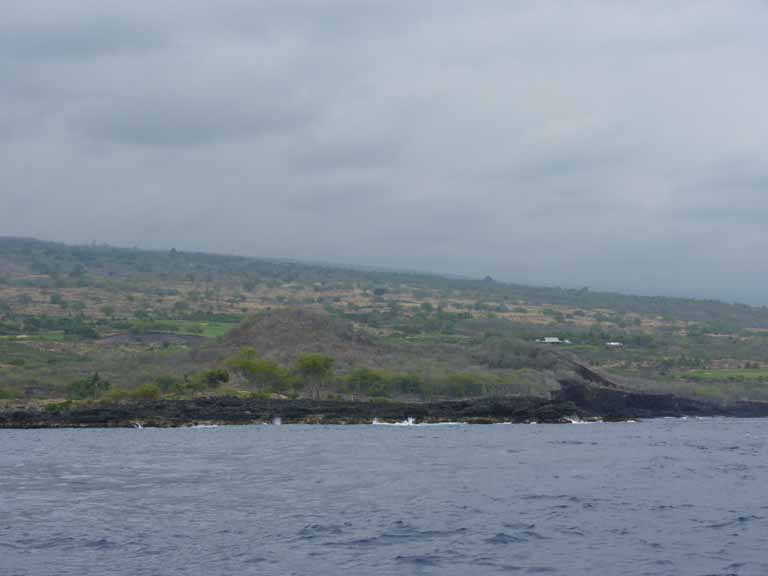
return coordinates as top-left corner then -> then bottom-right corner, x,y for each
295,354 -> 335,399
67,372 -> 111,400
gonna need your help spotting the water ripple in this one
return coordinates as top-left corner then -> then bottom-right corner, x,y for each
2,419 -> 768,575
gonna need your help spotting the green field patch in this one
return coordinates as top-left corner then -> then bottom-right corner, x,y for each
560,344 -> 599,353
175,321 -> 238,338
127,320 -> 238,339
0,333 -> 67,342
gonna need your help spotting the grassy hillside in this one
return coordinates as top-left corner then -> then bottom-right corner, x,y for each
2,237 -> 768,403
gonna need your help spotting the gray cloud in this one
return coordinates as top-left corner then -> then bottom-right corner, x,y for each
2,0 -> 768,303
81,101 -> 316,147
291,138 -> 402,171
0,16 -> 166,61
223,0 -> 415,39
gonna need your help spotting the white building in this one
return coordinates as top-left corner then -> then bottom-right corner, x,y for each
537,337 -> 571,344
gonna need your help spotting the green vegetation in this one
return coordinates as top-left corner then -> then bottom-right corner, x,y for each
3,236 -> 768,403
225,348 -> 292,393
126,320 -> 237,339
685,369 -> 768,382
0,387 -> 20,400
67,373 -> 111,400
295,354 -> 335,399
101,383 -> 162,402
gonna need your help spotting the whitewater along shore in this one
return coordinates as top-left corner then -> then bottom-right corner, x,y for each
2,380 -> 768,428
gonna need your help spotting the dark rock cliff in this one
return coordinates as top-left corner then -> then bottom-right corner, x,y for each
3,380 -> 768,428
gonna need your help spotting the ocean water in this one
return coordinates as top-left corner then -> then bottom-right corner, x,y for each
1,419 -> 767,576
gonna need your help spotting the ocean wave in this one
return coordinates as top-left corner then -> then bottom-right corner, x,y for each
371,418 -> 467,426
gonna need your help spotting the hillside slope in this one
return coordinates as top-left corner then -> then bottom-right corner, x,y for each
3,237 -> 768,402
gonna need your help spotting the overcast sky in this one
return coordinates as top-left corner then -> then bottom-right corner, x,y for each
2,1 -> 768,303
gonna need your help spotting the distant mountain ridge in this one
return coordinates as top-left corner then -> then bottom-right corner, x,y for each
1,236 -> 766,330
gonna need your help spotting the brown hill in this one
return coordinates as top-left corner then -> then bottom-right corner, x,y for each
211,307 -> 489,375
219,308 -> 395,370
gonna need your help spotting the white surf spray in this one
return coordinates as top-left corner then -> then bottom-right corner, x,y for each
372,418 -> 467,426
372,417 -> 416,426
564,416 -> 601,424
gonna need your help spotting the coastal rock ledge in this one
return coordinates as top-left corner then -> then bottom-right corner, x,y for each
3,381 -> 768,428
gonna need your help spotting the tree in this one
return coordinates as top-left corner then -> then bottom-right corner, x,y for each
295,354 -> 335,399
226,348 -> 289,392
67,372 -> 111,400
50,293 -> 66,307
345,367 -> 389,398
202,369 -> 229,387
390,373 -> 424,396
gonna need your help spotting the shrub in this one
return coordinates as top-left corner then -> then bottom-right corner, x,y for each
45,400 -> 75,412
155,374 -> 184,393
423,372 -> 488,398
129,383 -> 162,401
213,385 -> 248,398
176,368 -> 230,394
0,387 -> 19,400
100,387 -> 131,402
343,369 -> 427,399
201,369 -> 229,387
64,323 -> 99,339
67,372 -> 111,400
100,384 -> 163,402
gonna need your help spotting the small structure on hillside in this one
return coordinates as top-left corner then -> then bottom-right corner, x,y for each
537,337 -> 571,344
605,341 -> 624,348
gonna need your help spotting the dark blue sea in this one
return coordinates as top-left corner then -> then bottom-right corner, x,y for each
2,418 -> 767,575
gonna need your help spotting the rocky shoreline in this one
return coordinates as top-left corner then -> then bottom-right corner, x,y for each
2,381 -> 768,428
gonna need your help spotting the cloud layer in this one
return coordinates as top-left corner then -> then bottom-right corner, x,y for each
2,0 -> 768,303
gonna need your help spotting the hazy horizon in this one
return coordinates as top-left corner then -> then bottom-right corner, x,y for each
6,234 -> 766,308
3,1 -> 768,304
